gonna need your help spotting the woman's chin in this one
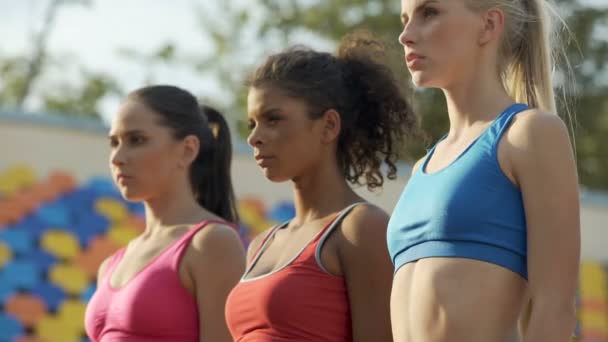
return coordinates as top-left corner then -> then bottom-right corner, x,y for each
262,168 -> 290,183
409,70 -> 440,89
119,188 -> 145,202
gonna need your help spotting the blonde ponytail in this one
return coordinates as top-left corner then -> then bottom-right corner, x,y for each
468,0 -> 566,114
503,0 -> 556,113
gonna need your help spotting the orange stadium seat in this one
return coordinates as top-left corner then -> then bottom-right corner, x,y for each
74,236 -> 121,279
5,293 -> 47,328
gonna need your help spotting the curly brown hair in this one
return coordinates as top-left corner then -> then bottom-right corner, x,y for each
247,32 -> 418,190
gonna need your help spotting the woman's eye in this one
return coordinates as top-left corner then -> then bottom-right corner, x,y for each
422,7 -> 439,19
267,117 -> 280,126
130,135 -> 146,145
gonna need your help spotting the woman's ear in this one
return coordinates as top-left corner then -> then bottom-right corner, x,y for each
479,7 -> 506,46
180,134 -> 201,168
320,109 -> 342,144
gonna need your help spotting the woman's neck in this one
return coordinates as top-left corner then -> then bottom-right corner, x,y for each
143,184 -> 212,235
442,75 -> 514,138
290,159 -> 361,225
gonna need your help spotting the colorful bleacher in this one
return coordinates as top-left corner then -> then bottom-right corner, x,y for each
0,165 -> 296,341
0,165 -> 605,341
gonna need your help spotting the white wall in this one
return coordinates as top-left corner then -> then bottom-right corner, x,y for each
1,115 -> 606,261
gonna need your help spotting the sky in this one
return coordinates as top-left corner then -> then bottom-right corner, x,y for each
0,0 -> 606,123
0,0 -> 227,123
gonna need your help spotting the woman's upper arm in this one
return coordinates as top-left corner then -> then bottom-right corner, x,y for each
506,110 -> 580,305
339,205 -> 394,342
185,224 -> 246,342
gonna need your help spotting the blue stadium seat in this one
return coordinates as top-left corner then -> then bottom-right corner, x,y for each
80,283 -> 97,302
25,249 -> 58,274
0,275 -> 16,306
73,212 -> 110,237
0,228 -> 34,256
35,199 -> 71,228
63,188 -> 97,213
269,201 -> 295,223
0,312 -> 24,341
14,214 -> 51,241
86,177 -> 121,198
32,283 -> 67,312
2,259 -> 42,290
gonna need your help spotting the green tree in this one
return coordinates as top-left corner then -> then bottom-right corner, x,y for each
556,0 -> 608,190
0,0 -> 119,119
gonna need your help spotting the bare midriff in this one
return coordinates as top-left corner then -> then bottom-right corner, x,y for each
391,257 -> 528,342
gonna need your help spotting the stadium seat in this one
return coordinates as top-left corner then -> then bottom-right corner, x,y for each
48,263 -> 89,296
35,201 -> 71,228
94,198 -> 129,222
108,224 -> 139,247
579,261 -> 608,341
32,283 -> 67,313
0,240 -> 12,267
73,236 -> 120,279
35,315 -> 81,342
2,259 -> 42,290
0,228 -> 34,256
58,299 -> 87,333
5,293 -> 47,328
41,230 -> 81,260
0,312 -> 24,342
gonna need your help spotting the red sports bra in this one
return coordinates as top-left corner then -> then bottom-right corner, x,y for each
225,203 -> 361,342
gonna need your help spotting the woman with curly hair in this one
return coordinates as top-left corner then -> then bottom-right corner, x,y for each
225,32 -> 418,342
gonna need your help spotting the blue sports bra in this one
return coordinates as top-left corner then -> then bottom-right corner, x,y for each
387,103 -> 529,279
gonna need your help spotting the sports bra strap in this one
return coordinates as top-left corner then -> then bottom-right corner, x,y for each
313,202 -> 365,244
245,223 -> 287,271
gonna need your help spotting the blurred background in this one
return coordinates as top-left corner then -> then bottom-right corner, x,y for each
0,0 -> 606,341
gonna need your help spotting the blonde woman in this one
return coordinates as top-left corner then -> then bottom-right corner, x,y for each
387,1 -> 580,341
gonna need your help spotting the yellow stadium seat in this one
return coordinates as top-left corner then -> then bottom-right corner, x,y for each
40,230 -> 81,260
252,219 -> 277,235
35,315 -> 81,342
15,336 -> 48,342
579,311 -> 608,329
57,299 -> 87,333
578,261 -> 608,340
0,165 -> 37,195
0,178 -> 21,195
580,262 -> 608,298
5,165 -> 37,188
95,198 -> 128,222
238,203 -> 265,226
48,263 -> 89,295
0,241 -> 12,268
108,224 -> 140,247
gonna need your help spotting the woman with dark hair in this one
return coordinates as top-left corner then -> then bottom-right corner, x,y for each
85,85 -> 245,342
225,32 -> 418,342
